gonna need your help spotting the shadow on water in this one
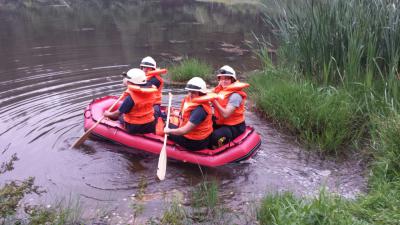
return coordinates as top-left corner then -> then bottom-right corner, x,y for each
0,0 -> 366,222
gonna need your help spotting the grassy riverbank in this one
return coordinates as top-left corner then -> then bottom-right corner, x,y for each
251,0 -> 400,224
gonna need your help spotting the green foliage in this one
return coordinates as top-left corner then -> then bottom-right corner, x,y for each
160,180 -> 237,225
0,155 -> 43,221
161,196 -> 188,225
257,190 -> 363,225
370,114 -> 400,183
0,177 -> 42,219
0,155 -> 87,224
189,180 -> 220,223
0,153 -> 18,174
351,181 -> 400,225
169,58 -> 213,82
249,70 -> 367,154
256,159 -> 400,225
263,0 -> 400,109
24,198 -> 84,225
190,180 -> 219,210
130,176 -> 147,223
252,1 -> 400,224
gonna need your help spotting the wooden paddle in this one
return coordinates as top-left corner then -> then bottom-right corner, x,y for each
157,92 -> 173,180
71,94 -> 125,149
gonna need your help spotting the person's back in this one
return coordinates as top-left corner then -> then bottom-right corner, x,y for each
104,68 -> 157,134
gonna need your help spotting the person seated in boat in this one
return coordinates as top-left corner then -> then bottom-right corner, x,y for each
163,77 -> 214,151
104,68 -> 157,134
139,56 -> 164,121
210,65 -> 249,148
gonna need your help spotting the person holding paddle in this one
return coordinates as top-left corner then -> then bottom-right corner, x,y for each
163,77 -> 214,151
210,65 -> 249,148
104,68 -> 158,134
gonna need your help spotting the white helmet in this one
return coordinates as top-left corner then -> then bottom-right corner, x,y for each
217,65 -> 236,80
140,56 -> 157,69
185,77 -> 208,94
126,68 -> 147,85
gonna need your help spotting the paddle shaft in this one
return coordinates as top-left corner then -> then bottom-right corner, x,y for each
157,92 -> 173,180
71,94 -> 125,148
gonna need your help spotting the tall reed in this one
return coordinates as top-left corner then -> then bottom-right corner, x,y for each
266,0 -> 400,109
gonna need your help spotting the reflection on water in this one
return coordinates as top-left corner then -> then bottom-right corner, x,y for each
0,0 -> 365,222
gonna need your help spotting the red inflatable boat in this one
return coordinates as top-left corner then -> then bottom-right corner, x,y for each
83,96 -> 261,167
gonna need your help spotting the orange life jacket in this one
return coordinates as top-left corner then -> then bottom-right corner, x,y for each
123,85 -> 157,124
213,81 -> 249,126
146,69 -> 167,105
179,94 -> 214,140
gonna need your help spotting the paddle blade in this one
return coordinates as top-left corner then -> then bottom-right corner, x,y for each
71,116 -> 105,149
156,92 -> 172,181
71,130 -> 92,149
157,146 -> 167,180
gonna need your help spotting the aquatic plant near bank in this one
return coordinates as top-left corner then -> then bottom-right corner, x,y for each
0,155 -> 42,222
248,68 -> 367,155
0,155 -> 100,224
265,0 -> 400,110
169,58 -> 213,82
159,180 -> 240,224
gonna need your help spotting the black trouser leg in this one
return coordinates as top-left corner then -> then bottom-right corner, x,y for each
211,126 -> 233,148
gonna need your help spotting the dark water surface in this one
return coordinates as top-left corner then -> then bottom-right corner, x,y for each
0,1 -> 365,223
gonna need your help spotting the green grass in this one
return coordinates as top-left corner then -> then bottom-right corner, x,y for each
169,58 -> 213,83
257,182 -> 400,225
262,0 -> 400,110
159,179 -> 238,225
257,190 -> 361,225
370,113 -> 400,184
251,1 -> 400,224
160,195 -> 188,225
248,68 -> 367,154
25,198 -> 84,225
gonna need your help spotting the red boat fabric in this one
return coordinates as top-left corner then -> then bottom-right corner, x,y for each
83,96 -> 261,167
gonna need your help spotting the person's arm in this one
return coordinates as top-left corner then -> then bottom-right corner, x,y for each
164,106 -> 206,135
164,122 -> 196,135
104,110 -> 120,120
148,76 -> 161,88
104,95 -> 134,120
212,93 -> 242,118
212,100 -> 236,118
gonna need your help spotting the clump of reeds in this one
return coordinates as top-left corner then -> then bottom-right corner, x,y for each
266,0 -> 400,109
169,58 -> 213,82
